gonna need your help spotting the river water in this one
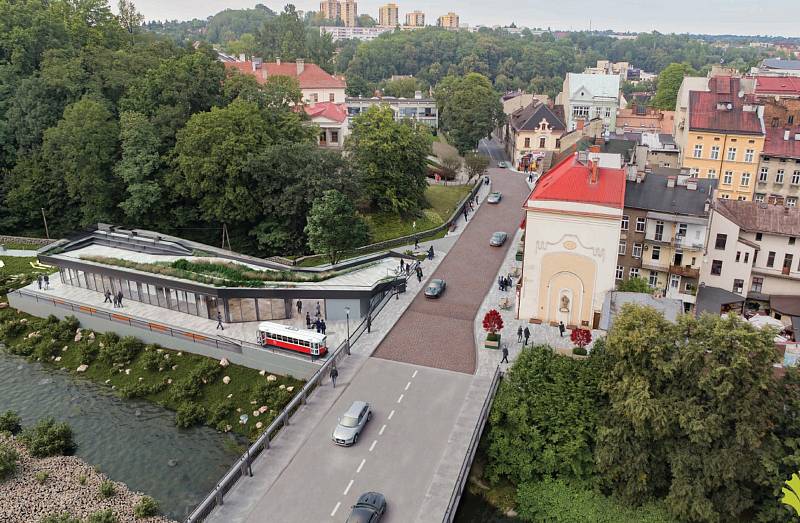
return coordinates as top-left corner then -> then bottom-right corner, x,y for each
0,352 -> 243,521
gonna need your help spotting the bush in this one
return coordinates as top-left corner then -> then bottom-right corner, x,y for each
572,346 -> 588,356
0,320 -> 28,341
0,443 -> 19,481
207,400 -> 234,427
78,342 -> 99,365
169,379 -> 201,403
99,480 -> 116,498
139,349 -> 162,372
134,496 -> 160,518
193,358 -> 223,384
0,410 -> 22,434
87,510 -> 117,523
175,402 -> 206,429
40,514 -> 81,523
19,418 -> 76,457
35,470 -> 49,484
119,381 -> 167,399
99,335 -> 142,366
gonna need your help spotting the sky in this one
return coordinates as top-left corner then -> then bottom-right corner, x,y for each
129,0 -> 800,37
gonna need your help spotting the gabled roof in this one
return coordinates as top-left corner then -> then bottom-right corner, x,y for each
304,102 -> 347,124
225,61 -> 346,89
762,127 -> 800,159
527,152 -> 625,210
689,77 -> 763,135
714,198 -> 800,237
509,102 -> 565,132
755,76 -> 800,96
566,73 -> 620,99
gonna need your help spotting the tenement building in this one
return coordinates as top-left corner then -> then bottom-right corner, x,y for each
755,127 -> 800,205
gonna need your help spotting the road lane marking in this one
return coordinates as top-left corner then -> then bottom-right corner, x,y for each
344,479 -> 354,495
388,410 -> 395,420
369,440 -> 377,452
379,424 -> 386,435
357,459 -> 366,473
331,502 -> 341,517
412,370 -> 418,378
405,381 -> 411,391
397,394 -> 404,404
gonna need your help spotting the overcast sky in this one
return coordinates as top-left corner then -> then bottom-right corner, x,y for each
130,1 -> 799,37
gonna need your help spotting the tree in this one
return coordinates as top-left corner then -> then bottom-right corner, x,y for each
482,309 -> 504,336
650,63 -> 696,110
345,106 -> 432,215
464,152 -> 489,180
440,153 -> 462,180
257,4 -> 309,62
436,73 -> 504,154
115,111 -> 163,225
305,189 -> 369,264
570,329 -> 592,348
617,277 -> 651,293
381,77 -> 425,98
357,14 -> 377,27
345,74 -> 374,98
117,0 -> 144,34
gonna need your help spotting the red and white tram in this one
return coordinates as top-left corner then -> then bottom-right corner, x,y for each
257,321 -> 328,357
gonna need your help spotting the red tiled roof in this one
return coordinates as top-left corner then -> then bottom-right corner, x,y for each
304,102 -> 347,124
224,61 -> 346,89
763,127 -> 800,158
755,76 -> 800,95
689,77 -> 763,135
527,153 -> 626,209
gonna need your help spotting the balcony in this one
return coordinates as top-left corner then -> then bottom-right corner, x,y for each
642,261 -> 669,273
673,236 -> 705,250
670,265 -> 700,279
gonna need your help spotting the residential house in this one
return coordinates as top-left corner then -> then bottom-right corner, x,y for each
616,105 -> 675,134
755,127 -> 800,205
618,169 -> 716,310
224,58 -> 347,104
753,76 -> 800,130
629,132 -> 680,168
501,91 -> 550,116
304,102 -> 348,147
673,76 -> 710,156
517,150 -> 626,329
502,101 -> 566,171
681,76 -> 766,201
557,73 -> 620,133
700,199 -> 800,316
346,94 -> 438,130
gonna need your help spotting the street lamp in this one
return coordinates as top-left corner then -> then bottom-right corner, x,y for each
344,306 -> 351,355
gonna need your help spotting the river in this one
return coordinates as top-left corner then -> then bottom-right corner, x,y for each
0,352 -> 244,521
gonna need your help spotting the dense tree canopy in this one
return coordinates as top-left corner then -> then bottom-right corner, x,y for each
650,62 -> 697,110
436,73 -> 504,153
305,189 -> 369,264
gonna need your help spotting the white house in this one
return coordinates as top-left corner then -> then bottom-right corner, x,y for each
557,73 -> 621,133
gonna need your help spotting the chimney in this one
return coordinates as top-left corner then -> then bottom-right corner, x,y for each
589,160 -> 599,184
296,59 -> 305,75
667,176 -> 676,188
239,53 -> 246,62
785,129 -> 791,141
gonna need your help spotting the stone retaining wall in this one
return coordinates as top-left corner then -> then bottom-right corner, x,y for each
0,235 -> 55,246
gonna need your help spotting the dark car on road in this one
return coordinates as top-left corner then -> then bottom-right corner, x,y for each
424,279 -> 446,298
346,491 -> 387,523
487,192 -> 502,204
489,232 -> 508,247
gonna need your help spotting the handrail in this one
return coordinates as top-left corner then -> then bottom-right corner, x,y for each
441,365 -> 504,523
184,261 -> 419,522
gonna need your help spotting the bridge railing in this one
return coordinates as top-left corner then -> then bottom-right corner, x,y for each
185,262 -> 418,523
441,365 -> 504,523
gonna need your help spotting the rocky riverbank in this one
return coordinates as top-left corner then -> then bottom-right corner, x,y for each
0,434 -> 175,523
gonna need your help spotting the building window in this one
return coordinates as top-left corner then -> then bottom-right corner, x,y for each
751,276 -> 763,293
793,171 -> 800,185
669,274 -> 680,289
310,93 -> 318,102
737,196 -> 747,201
629,267 -> 640,278
539,137 -> 546,148
330,130 -> 339,143
777,169 -> 785,183
678,223 -> 687,238
754,193 -> 765,202
573,105 -> 590,118
329,92 -> 335,102
635,217 -> 646,232
648,273 -> 658,287
524,137 -> 530,148
767,251 -> 776,267
618,240 -> 627,255
651,245 -> 661,260
784,253 -> 794,273
621,215 -> 629,230
721,193 -> 730,199
744,252 -> 750,263
632,243 -> 642,258
715,233 -> 727,250
689,167 -> 699,176
707,169 -> 717,179
726,147 -> 737,161
723,171 -> 733,185
615,265 -> 624,280
789,197 -> 798,207
741,172 -> 750,186
693,144 -> 703,158
756,232 -> 763,241
707,145 -> 719,160
654,220 -> 664,241
735,251 -> 741,262
759,167 -> 769,182
790,237 -> 796,246
711,260 -> 723,275
605,107 -> 612,118
733,279 -> 744,294
744,149 -> 754,163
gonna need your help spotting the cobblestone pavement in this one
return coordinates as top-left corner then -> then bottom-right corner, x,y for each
373,168 -> 531,374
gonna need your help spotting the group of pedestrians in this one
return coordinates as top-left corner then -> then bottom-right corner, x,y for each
516,325 -> 531,345
302,300 -> 326,334
103,289 -> 125,308
36,274 -> 49,290
498,274 -> 513,291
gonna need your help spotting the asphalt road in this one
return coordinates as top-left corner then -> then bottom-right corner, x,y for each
233,358 -> 472,523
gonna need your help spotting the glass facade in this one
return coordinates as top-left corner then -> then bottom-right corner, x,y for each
59,267 -> 287,323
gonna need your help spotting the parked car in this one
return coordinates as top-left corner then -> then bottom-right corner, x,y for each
497,161 -> 509,168
489,232 -> 508,247
487,192 -> 502,204
332,401 -> 372,446
346,492 -> 387,523
424,279 -> 447,298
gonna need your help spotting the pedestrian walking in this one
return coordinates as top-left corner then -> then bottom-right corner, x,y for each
315,319 -> 321,333
367,314 -> 372,333
330,365 -> 339,388
428,246 -> 434,260
498,275 -> 505,291
306,311 -> 311,328
416,267 -> 423,283
400,258 -> 405,272
517,325 -> 523,343
315,301 -> 321,318
216,311 -> 224,330
405,264 -> 410,276
523,326 -> 530,346
104,290 -> 112,304
463,208 -> 468,222
296,300 -> 302,315
501,345 -> 509,364
414,237 -> 420,250
116,291 -> 123,308
37,275 -> 42,290
321,320 -> 327,335
558,321 -> 566,337
43,274 -> 49,290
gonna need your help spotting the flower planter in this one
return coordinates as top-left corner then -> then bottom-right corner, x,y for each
529,318 -> 542,325
484,333 -> 501,349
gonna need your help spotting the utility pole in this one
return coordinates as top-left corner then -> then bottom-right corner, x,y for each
41,208 -> 50,239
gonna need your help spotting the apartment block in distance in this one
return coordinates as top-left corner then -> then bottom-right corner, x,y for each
319,0 -> 340,21
340,0 -> 358,27
405,10 -> 424,27
378,3 -> 399,27
437,12 -> 459,29
681,76 -> 765,201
